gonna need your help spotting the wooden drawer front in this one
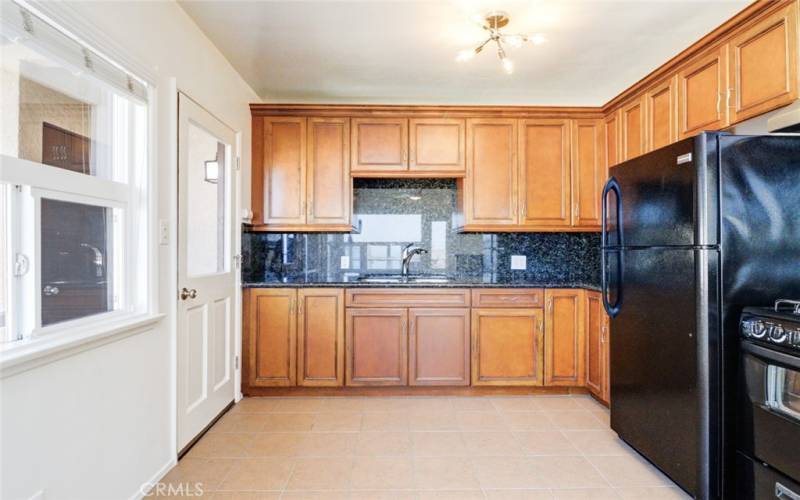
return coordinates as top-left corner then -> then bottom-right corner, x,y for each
345,288 -> 470,308
471,289 -> 544,308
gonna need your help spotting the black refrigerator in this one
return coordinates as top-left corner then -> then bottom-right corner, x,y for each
601,132 -> 800,500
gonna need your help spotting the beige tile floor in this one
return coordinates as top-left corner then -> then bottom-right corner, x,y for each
155,395 -> 691,499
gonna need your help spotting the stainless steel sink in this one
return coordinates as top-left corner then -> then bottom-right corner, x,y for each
356,274 -> 452,284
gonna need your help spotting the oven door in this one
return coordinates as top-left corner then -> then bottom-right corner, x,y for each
739,341 -> 800,483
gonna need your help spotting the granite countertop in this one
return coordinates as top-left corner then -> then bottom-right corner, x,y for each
243,277 -> 601,291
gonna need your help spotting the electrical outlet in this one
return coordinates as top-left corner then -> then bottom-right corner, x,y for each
340,255 -> 350,269
510,255 -> 527,270
158,219 -> 169,246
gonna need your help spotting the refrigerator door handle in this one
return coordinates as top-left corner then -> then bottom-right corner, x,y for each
602,177 -> 623,318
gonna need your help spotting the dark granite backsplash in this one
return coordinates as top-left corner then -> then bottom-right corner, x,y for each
242,179 -> 600,286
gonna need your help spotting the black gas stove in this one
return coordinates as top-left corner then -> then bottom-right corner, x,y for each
737,300 -> 800,500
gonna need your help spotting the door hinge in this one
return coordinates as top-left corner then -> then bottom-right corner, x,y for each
234,254 -> 242,269
235,355 -> 239,370
13,253 -> 30,277
236,157 -> 241,171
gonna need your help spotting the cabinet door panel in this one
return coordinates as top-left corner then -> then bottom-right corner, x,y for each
646,77 -> 678,152
729,3 -> 798,123
409,308 -> 470,386
261,117 -> 306,225
297,289 -> 344,387
351,118 -> 408,171
679,46 -> 729,138
464,119 -> 518,226
409,118 -> 465,172
346,308 -> 408,386
622,97 -> 646,161
585,291 -> 604,397
471,308 -> 544,386
604,111 -> 620,171
245,289 -> 297,387
519,119 -> 572,227
307,118 -> 350,225
572,119 -> 604,227
544,289 -> 585,386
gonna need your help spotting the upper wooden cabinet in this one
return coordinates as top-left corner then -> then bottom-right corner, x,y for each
462,118 -> 518,227
728,1 -> 799,123
252,116 -> 352,231
646,77 -> 678,152
255,117 -> 306,226
544,289 -> 585,387
351,118 -> 408,172
409,308 -> 470,386
345,307 -> 408,386
471,307 -> 544,386
409,118 -> 465,172
518,119 -> 572,227
678,46 -> 730,138
621,96 -> 647,161
307,118 -> 351,226
603,111 -> 621,170
244,288 -> 297,387
297,288 -> 344,387
572,119 -> 605,227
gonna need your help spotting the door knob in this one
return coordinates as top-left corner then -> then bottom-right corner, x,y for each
180,288 -> 198,300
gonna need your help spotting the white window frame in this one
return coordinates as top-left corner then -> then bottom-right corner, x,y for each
0,0 -> 156,356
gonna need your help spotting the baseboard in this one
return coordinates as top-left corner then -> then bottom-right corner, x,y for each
128,456 -> 176,500
244,386 -> 590,397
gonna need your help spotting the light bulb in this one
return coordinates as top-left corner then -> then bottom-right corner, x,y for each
456,49 -> 476,62
502,58 -> 514,74
528,34 -> 547,46
505,35 -> 523,48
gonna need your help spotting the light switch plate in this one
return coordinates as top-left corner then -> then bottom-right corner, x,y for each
340,255 -> 350,269
510,255 -> 527,270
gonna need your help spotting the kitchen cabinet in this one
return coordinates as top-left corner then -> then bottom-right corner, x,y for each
728,1 -> 799,123
345,308 -> 408,386
307,118 -> 351,226
471,307 -> 545,386
251,116 -> 352,231
572,119 -> 605,227
409,308 -> 470,386
603,110 -> 621,170
646,76 -> 678,152
678,46 -> 729,138
350,117 -> 408,172
585,290 -> 609,402
297,288 -> 345,387
518,119 -> 572,227
621,96 -> 647,161
544,289 -> 585,386
462,118 -> 518,227
602,314 -> 611,404
253,117 -> 306,226
244,288 -> 297,387
409,118 -> 465,173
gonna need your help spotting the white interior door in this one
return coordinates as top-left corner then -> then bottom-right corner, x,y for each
177,93 -> 237,451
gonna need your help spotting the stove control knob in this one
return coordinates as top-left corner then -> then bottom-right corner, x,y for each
749,320 -> 768,339
769,324 -> 787,344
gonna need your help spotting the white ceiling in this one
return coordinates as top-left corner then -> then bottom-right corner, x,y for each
178,0 -> 750,106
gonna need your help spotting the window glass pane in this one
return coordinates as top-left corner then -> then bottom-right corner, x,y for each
40,198 -> 118,326
1,15 -> 146,182
186,122 -> 228,276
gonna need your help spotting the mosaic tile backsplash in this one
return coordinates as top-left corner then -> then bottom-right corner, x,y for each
242,179 -> 601,286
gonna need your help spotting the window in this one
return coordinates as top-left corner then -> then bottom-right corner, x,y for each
0,2 -> 150,343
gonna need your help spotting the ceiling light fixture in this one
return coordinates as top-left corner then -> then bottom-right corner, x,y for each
456,11 -> 546,74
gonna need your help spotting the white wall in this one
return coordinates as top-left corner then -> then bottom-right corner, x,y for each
0,1 -> 258,499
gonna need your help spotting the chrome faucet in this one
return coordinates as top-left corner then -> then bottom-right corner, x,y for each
401,243 -> 428,277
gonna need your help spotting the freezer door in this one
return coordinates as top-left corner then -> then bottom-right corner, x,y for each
610,247 -> 703,496
607,137 -> 706,248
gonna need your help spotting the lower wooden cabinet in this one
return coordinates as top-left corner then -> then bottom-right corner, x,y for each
585,291 -> 609,403
409,308 -> 470,386
345,308 -> 408,386
297,289 -> 345,387
244,288 -> 297,387
471,308 -> 544,386
544,289 -> 586,386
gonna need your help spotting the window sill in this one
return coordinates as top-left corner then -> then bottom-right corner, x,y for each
0,313 -> 165,379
